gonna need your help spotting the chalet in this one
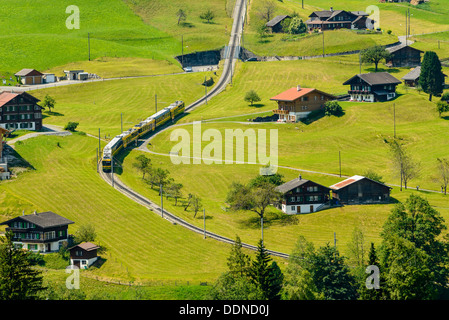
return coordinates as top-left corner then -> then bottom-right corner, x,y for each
401,66 -> 447,87
0,211 -> 74,253
343,72 -> 402,102
275,175 -> 331,214
306,8 -> 374,31
0,91 -> 44,131
271,85 -> 336,122
14,69 -> 44,85
330,175 -> 391,205
385,44 -> 423,68
265,15 -> 291,33
0,127 -> 9,180
69,242 -> 100,269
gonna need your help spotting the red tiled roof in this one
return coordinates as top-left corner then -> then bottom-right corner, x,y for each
331,179 -> 356,189
0,92 -> 18,108
270,87 -> 315,102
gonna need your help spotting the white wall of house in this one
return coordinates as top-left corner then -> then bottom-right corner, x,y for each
70,257 -> 98,269
350,94 -> 374,102
281,203 -> 325,214
13,240 -> 65,253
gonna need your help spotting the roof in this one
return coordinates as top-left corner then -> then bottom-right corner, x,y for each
343,72 -> 402,86
402,66 -> 421,81
0,211 -> 75,228
70,242 -> 100,251
276,177 -> 331,194
0,91 -> 40,108
386,44 -> 423,54
14,69 -> 43,77
330,175 -> 392,190
309,9 -> 362,20
266,15 -> 291,27
270,87 -> 336,102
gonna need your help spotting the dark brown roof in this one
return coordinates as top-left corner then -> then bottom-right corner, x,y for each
343,72 -> 402,86
14,69 -> 43,77
0,211 -> 74,228
276,177 -> 331,194
266,15 -> 291,27
70,242 -> 99,251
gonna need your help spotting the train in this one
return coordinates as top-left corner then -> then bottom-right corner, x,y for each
101,100 -> 185,172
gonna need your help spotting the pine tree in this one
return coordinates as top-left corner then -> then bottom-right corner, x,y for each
419,51 -> 444,101
227,236 -> 251,278
0,231 -> 45,300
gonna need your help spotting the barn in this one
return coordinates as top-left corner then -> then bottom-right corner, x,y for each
330,175 -> 391,205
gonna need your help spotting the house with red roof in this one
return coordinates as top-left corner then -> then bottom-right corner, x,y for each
0,91 -> 43,131
330,175 -> 391,205
271,85 -> 336,123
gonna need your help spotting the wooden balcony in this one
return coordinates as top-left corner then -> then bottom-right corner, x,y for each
273,109 -> 289,115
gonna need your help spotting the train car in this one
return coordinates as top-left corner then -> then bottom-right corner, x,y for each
102,134 -> 124,172
152,108 -> 172,128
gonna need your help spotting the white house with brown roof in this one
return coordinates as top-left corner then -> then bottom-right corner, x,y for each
69,242 -> 100,269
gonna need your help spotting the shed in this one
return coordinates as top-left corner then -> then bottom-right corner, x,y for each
14,69 -> 44,85
401,66 -> 447,87
330,175 -> 391,205
266,15 -> 291,33
69,242 -> 100,269
64,70 -> 85,81
385,44 -> 423,68
43,73 -> 56,83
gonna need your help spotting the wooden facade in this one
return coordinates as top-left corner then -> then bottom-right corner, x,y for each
386,45 -> 423,68
343,72 -> 401,102
0,91 -> 43,131
0,211 -> 74,253
271,86 -> 336,122
306,9 -> 372,31
266,15 -> 291,33
330,175 -> 391,205
14,69 -> 44,85
70,242 -> 99,268
276,176 -> 331,214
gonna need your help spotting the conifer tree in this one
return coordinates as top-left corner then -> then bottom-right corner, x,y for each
419,51 -> 444,101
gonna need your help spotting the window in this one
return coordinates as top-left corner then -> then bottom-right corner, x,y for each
290,206 -> 295,211
290,196 -> 296,202
307,186 -> 318,192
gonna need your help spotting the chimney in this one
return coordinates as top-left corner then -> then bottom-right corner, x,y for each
22,210 -> 25,216
297,85 -> 301,91
33,210 -> 37,215
299,174 -> 302,180
330,7 -> 334,12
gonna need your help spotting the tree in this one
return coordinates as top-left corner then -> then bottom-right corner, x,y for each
133,154 -> 152,179
380,194 -> 449,299
249,172 -> 284,188
323,101 -> 343,116
41,94 -> 56,113
244,90 -> 261,106
191,194 -> 203,218
363,169 -> 385,184
200,9 -> 215,23
257,0 -> 276,22
280,17 -> 292,33
64,121 -> 79,132
74,224 -> 97,244
346,227 -> 366,267
287,17 -> 306,35
419,51 -> 444,101
436,100 -> 449,117
176,9 -> 187,25
256,23 -> 269,39
358,243 -> 384,300
147,167 -> 171,192
360,45 -> 391,72
166,182 -> 183,205
0,231 -> 45,300
436,158 -> 449,194
227,236 -> 252,278
389,140 -> 420,190
249,239 -> 284,300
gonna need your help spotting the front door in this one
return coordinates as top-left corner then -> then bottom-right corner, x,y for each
297,206 -> 301,214
310,205 -> 314,213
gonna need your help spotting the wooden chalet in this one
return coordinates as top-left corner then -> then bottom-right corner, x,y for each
275,175 -> 331,214
343,72 -> 401,102
0,211 -> 74,253
0,91 -> 43,131
330,175 -> 391,205
14,69 -> 44,85
306,8 -> 373,31
271,85 -> 336,122
265,15 -> 291,33
385,44 -> 423,68
70,242 -> 100,269
401,66 -> 447,87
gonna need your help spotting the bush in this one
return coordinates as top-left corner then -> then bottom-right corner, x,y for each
64,122 -> 79,132
324,101 -> 344,116
441,92 -> 449,102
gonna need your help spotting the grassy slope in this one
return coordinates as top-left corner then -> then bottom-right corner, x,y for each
0,133 -> 234,283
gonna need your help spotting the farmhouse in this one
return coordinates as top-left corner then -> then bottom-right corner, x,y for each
401,66 -> 447,87
305,8 -> 373,31
265,15 -> 291,33
385,44 -> 423,68
0,91 -> 43,130
330,175 -> 391,205
275,175 -> 331,214
343,72 -> 402,102
14,69 -> 44,85
0,211 -> 74,253
69,242 -> 100,269
271,85 -> 336,122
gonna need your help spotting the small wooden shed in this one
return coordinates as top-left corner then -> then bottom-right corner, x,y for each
69,242 -> 100,269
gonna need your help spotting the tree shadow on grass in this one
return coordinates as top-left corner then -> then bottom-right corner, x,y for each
238,210 -> 300,230
42,111 -> 64,119
180,22 -> 195,28
249,103 -> 265,108
366,67 -> 401,74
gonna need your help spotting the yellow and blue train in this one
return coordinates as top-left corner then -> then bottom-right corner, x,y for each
102,100 -> 185,172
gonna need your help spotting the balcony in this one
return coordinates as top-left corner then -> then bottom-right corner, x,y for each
273,109 -> 289,115
348,90 -> 371,94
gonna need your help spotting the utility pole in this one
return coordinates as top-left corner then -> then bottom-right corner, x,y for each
155,94 -> 157,113
160,184 -> 164,218
405,10 -> 408,46
111,156 -> 114,187
88,33 -> 91,61
408,8 -> 411,41
203,208 -> 206,239
302,0 -> 304,9
98,128 -> 101,157
181,35 -> 184,68
322,31 -> 325,57
96,148 -> 99,173
339,151 -> 342,177
261,216 -> 264,243
204,76 -> 208,105
393,103 -> 396,138
359,52 -> 362,74
121,113 -> 123,133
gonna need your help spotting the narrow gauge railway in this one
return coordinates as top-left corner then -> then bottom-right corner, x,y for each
101,100 -> 185,172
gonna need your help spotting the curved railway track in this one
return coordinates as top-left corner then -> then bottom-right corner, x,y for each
98,0 -> 290,259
